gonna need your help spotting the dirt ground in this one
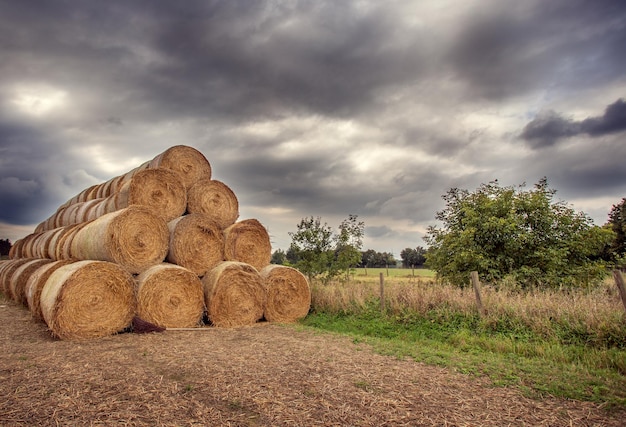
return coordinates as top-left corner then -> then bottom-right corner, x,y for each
1,298 -> 624,426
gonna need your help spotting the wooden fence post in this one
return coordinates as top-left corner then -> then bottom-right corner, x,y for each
613,270 -> 626,314
470,271 -> 485,317
379,272 -> 385,314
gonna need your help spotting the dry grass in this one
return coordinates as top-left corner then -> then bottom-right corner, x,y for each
1,293 -> 624,426
311,276 -> 626,342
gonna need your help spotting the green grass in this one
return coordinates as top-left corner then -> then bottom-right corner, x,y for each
299,304 -> 626,408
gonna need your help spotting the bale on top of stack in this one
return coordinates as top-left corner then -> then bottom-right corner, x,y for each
2,144 -> 310,340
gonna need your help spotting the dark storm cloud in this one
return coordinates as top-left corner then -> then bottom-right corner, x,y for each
0,122 -> 65,224
449,0 -> 626,100
144,1 -> 429,120
0,1 -> 428,123
521,98 -> 626,148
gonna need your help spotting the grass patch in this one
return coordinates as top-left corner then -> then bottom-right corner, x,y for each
300,304 -> 626,408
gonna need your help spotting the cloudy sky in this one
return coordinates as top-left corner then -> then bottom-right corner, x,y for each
1,0 -> 625,256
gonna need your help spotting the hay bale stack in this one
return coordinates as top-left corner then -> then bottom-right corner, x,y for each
187,179 -> 239,229
202,261 -> 266,327
56,222 -> 92,260
259,265 -> 311,323
4,144 -> 304,339
37,169 -> 187,231
70,206 -> 168,274
136,263 -> 205,328
166,214 -> 224,276
40,260 -> 136,340
9,258 -> 54,307
0,258 -> 37,300
147,145 -> 212,190
224,219 -> 271,271
0,260 -> 12,294
25,259 -> 75,321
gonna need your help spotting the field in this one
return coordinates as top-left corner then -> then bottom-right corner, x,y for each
2,287 -> 626,426
304,271 -> 626,408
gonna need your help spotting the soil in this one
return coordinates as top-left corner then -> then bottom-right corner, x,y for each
1,296 -> 624,426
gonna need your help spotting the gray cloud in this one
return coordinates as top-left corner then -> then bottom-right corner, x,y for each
1,0 -> 626,251
521,98 -> 626,148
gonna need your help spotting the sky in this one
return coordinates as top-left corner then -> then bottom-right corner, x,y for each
1,0 -> 626,257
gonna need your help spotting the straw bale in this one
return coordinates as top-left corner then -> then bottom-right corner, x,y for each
0,260 -> 12,295
40,260 -> 136,340
148,145 -> 211,190
70,206 -> 168,274
8,238 -> 22,259
55,223 -> 89,260
9,258 -> 54,307
122,168 -> 186,222
25,259 -> 75,321
259,264 -> 311,323
58,184 -> 99,209
187,179 -> 239,229
0,258 -> 37,300
0,258 -> 33,300
223,219 -> 271,270
167,213 -> 225,276
135,263 -> 205,328
202,261 -> 266,327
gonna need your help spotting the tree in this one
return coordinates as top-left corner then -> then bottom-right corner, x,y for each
400,247 -> 426,268
335,214 -> 365,278
607,198 -> 626,267
0,239 -> 11,257
424,179 -> 613,289
289,215 -> 364,284
271,249 -> 287,265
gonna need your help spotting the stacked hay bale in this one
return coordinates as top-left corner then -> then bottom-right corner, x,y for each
1,145 -> 310,340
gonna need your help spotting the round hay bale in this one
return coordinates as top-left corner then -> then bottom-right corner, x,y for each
10,258 -> 54,306
223,219 -> 271,270
259,264 -> 311,323
25,259 -> 75,321
187,179 -> 239,229
9,238 -> 24,259
0,260 -> 12,295
148,145 -> 211,190
70,206 -> 169,274
58,184 -> 99,209
202,261 -> 266,327
0,258 -> 36,300
40,260 -> 136,340
55,223 -> 89,260
166,214 -> 225,276
135,263 -> 205,328
123,168 -> 186,222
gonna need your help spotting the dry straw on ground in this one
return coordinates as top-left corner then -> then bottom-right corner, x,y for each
135,263 -> 205,329
166,213 -> 225,276
40,260 -> 136,340
25,259 -> 75,321
202,261 -> 266,327
260,264 -> 311,323
70,206 -> 169,274
223,218 -> 271,271
186,179 -> 239,229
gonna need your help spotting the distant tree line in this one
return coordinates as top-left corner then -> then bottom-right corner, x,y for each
0,239 -> 11,257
